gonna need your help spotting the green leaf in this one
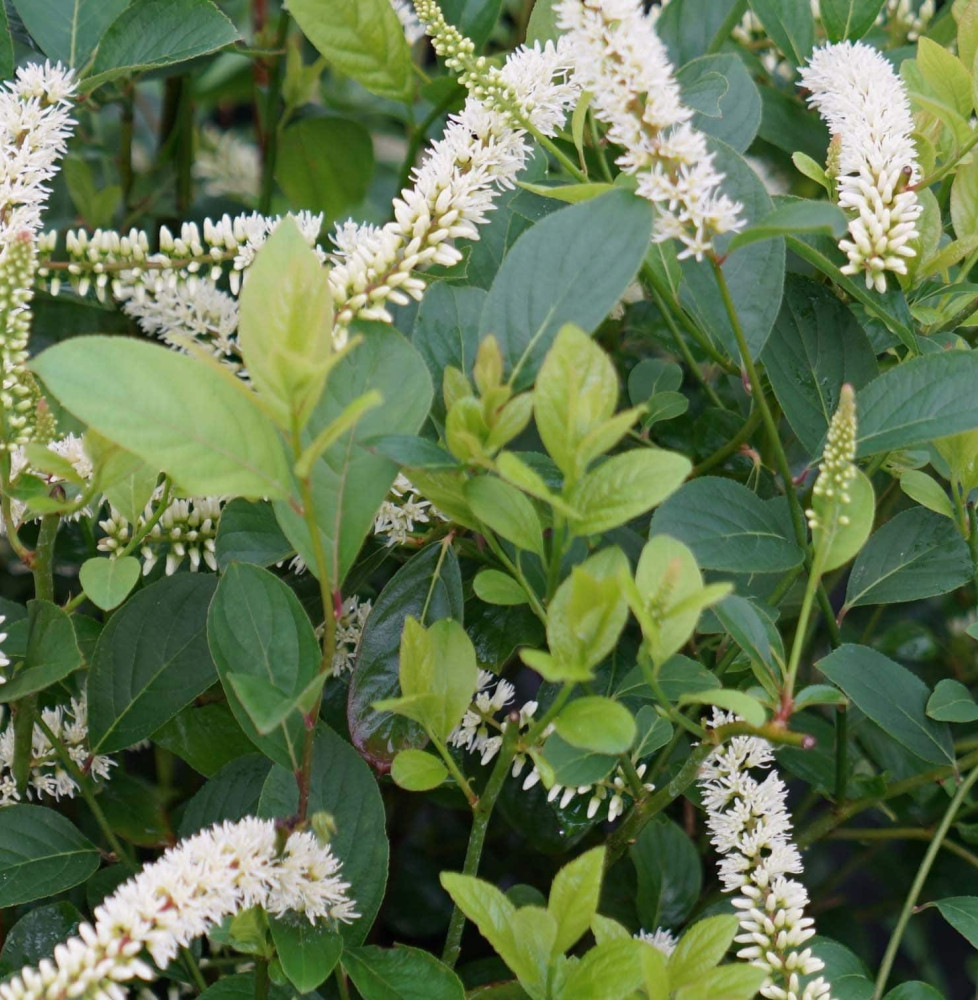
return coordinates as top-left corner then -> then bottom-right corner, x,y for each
99,452 -> 159,526
207,564 -> 319,770
534,324 -> 621,480
651,477 -> 804,573
668,915 -> 739,989
812,467 -> 876,572
678,689 -> 766,728
276,118 -> 374,225
680,139 -> 784,360
215,500 -> 295,571
951,153 -> 978,240
391,748 -> 449,791
933,896 -> 978,949
33,336 -> 292,500
479,191 -> 653,389
0,601 -> 82,703
899,470 -> 955,521
674,965 -> 768,1000
917,37 -> 973,118
78,556 -> 140,611
237,217 -> 335,428
88,574 -> 218,753
11,0 -> 129,66
0,806 -> 99,907
631,818 -> 702,929
0,4 -> 11,79
554,698 -> 636,755
548,846 -> 605,955
178,755 -> 272,837
927,679 -> 978,723
820,0 -> 886,41
269,918 -> 343,994
273,325 -> 433,585
712,595 -> 782,682
342,945 -> 465,1000
153,702 -> 257,778
466,476 -> 545,556
818,644 -> 954,765
0,902 -> 81,976
474,570 -> 529,607
541,734 -> 616,788
857,351 -> 978,456
655,0 -> 741,65
677,54 -> 761,153
85,0 -> 240,87
746,0 -> 814,65
561,939 -> 645,1000
729,201 -> 847,252
526,0 -> 559,44
348,543 -> 463,770
568,451 -> 691,536
843,509 -> 972,610
287,0 -> 413,101
379,617 -> 478,742
441,0 -> 503,49
518,181 -> 615,204
259,726 -> 389,944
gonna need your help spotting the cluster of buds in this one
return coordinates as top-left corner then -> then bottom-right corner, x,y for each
0,234 -> 42,451
326,595 -> 373,676
97,491 -> 222,576
805,385 -> 857,533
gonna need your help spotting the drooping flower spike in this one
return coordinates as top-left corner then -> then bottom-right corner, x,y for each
0,817 -> 357,1000
799,41 -> 922,293
556,0 -> 744,260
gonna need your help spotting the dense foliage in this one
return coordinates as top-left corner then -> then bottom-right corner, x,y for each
4,1 -> 978,1000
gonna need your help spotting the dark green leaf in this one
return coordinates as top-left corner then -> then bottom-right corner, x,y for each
843,509 -> 972,610
215,499 -> 295,571
631,818 -> 702,929
270,917 -> 343,993
348,543 -> 463,771
677,54 -> 761,153
178,755 -> 272,837
259,726 -> 389,944
761,275 -> 878,456
933,897 -> 978,949
0,4 -> 11,79
88,574 -> 217,753
441,0 -> 503,49
927,679 -> 978,723
85,0 -> 239,87
0,806 -> 99,907
343,945 -> 465,1000
747,0 -> 814,65
11,0 -> 129,66
479,191 -> 653,389
820,0 -> 887,42
818,644 -> 954,765
651,477 -> 803,573
655,0 -> 741,65
0,902 -> 81,977
153,702 -> 257,777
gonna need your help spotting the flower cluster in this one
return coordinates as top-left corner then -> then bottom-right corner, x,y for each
805,385 -> 857,532
330,595 -> 373,675
879,0 -> 935,42
98,490 -> 222,576
799,42 -> 921,293
326,9 -> 577,329
0,696 -> 114,807
699,712 -> 833,1000
0,233 -> 42,452
1,433 -> 94,532
636,927 -> 678,956
449,671 -> 655,822
0,817 -> 358,1000
557,0 -> 744,260
373,473 -> 447,546
195,125 -> 261,203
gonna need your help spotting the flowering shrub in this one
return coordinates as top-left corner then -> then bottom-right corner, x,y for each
4,0 -> 978,998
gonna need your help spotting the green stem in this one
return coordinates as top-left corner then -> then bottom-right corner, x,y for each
32,513 -> 60,602
481,529 -> 546,623
828,827 -> 978,871
588,110 -> 613,182
442,724 -> 520,967
336,967 -> 353,1000
254,958 -> 270,1000
786,546 -> 826,695
545,513 -> 566,601
531,128 -> 588,182
873,760 -> 978,999
693,406 -> 762,476
430,733 -> 478,807
706,0 -> 747,52
258,11 -> 290,215
119,478 -> 173,559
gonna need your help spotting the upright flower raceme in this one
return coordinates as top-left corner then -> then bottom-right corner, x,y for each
326,4 -> 578,329
805,384 -> 857,534
0,817 -> 358,1000
799,42 -> 922,293
556,0 -> 744,260
699,712 -> 833,1000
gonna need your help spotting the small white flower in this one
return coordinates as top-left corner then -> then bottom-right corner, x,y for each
373,473 -> 447,546
636,927 -> 678,956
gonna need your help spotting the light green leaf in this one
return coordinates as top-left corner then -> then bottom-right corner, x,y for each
480,191 -> 653,389
88,574 -> 217,752
678,689 -> 766,728
270,918 -> 342,994
548,846 -> 605,955
843,508 -> 972,610
287,0 -> 413,102
899,470 -> 955,521
567,451 -> 691,536
11,0 -> 129,66
554,698 -> 636,755
819,644 -> 954,765
518,181 -> 615,204
0,806 -> 99,907
391,749 -> 449,791
33,337 -> 291,500
78,556 -> 140,611
917,37 -> 973,118
812,467 -> 875,572
473,570 -> 530,607
927,679 -> 978,723
560,939 -> 645,1000
85,0 -> 239,87
466,476 -> 545,556
675,965 -> 768,1000
668,915 -> 738,989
